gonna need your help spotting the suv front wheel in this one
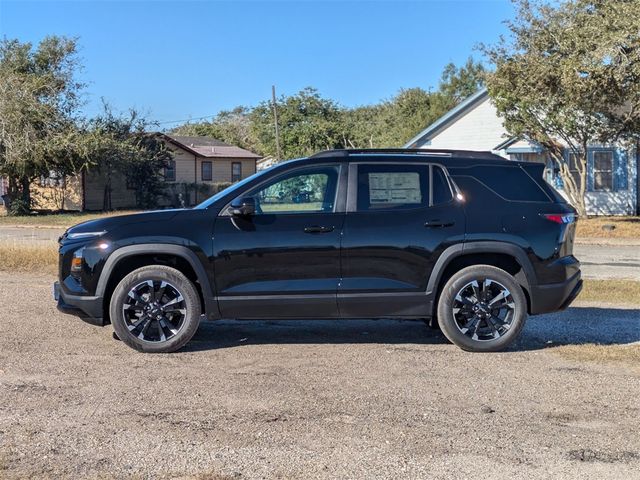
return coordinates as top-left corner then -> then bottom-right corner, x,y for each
110,265 -> 202,353
437,265 -> 527,352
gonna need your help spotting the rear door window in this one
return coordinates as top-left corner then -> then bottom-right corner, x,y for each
357,164 -> 429,211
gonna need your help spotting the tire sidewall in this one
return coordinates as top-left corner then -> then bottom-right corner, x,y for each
110,266 -> 201,353
437,265 -> 527,352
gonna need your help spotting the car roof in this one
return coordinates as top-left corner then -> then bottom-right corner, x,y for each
282,149 -> 531,168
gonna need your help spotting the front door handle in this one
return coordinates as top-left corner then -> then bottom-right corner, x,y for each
424,220 -> 455,228
304,225 -> 335,234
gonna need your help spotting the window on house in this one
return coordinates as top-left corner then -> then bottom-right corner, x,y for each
165,160 -> 176,182
593,151 -> 614,191
201,161 -> 213,182
232,162 -> 242,182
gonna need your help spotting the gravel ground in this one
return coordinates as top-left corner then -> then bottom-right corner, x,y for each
0,272 -> 639,480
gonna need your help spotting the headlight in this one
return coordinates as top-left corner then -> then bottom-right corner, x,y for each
66,231 -> 106,240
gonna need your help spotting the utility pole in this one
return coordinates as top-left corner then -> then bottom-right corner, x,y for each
271,85 -> 282,161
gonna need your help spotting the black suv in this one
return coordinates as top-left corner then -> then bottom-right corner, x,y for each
54,149 -> 582,353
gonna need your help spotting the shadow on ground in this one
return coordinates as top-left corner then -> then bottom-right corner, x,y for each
183,306 -> 639,353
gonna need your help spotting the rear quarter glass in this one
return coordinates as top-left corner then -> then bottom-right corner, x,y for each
452,165 -> 552,203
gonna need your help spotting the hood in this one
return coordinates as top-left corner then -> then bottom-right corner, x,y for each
63,209 -> 184,240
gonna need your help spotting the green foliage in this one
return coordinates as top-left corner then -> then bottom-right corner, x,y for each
7,197 -> 31,216
439,57 -> 486,103
0,36 -> 86,214
173,60 -> 486,160
484,0 -> 640,215
85,103 -> 172,210
173,106 -> 256,152
250,87 -> 344,159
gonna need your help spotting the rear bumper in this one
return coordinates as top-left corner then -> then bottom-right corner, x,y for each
53,281 -> 106,326
529,271 -> 583,315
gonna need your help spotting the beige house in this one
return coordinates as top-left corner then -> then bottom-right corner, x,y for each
24,134 -> 260,211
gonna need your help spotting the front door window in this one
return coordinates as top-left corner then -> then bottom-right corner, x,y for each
247,166 -> 339,215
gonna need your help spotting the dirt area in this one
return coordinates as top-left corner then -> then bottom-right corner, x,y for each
0,272 -> 639,479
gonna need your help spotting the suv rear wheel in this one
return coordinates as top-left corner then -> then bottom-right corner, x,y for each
437,265 -> 527,352
110,265 -> 202,353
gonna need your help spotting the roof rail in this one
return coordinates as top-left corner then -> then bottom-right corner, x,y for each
309,148 -> 503,160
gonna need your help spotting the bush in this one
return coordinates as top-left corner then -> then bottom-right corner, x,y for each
7,197 -> 31,216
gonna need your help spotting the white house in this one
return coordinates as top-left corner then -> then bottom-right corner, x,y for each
404,89 -> 639,216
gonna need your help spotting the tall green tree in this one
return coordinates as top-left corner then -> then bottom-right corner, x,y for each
250,87 -> 344,159
439,57 -> 486,103
0,36 -> 86,214
484,0 -> 640,216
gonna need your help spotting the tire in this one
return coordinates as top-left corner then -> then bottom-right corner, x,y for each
437,265 -> 527,352
110,265 -> 202,353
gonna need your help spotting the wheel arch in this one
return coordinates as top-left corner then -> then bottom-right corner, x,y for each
427,242 -> 535,317
97,244 -> 218,322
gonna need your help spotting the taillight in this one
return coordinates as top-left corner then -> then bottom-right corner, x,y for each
542,213 -> 576,224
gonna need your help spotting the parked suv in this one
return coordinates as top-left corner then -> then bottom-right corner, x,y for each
54,149 -> 582,353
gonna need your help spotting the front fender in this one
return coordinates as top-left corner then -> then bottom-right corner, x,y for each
96,243 -> 219,319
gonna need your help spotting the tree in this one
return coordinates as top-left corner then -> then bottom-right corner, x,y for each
250,87 -> 345,159
439,57 -> 486,103
85,103 -> 172,210
484,0 -> 640,216
173,106 -> 256,152
0,36 -> 86,214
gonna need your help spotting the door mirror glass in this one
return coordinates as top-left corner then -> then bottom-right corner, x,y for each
230,196 -> 256,216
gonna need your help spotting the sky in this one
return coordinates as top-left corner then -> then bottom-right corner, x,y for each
0,0 -> 515,128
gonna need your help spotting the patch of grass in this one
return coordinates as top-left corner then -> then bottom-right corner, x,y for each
0,210 -> 141,227
576,216 -> 640,239
579,279 -> 640,306
0,241 -> 58,274
552,344 -> 640,371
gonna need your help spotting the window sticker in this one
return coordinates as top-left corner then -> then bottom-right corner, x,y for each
368,172 -> 422,204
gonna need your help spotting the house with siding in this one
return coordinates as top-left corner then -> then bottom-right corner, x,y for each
404,89 -> 639,216
2,134 -> 260,212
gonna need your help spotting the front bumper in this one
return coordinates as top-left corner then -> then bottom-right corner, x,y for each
529,271 -> 583,315
53,281 -> 106,326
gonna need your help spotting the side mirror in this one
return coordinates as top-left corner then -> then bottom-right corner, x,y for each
230,196 -> 256,216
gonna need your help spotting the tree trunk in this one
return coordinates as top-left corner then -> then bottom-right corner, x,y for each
20,176 -> 31,209
102,169 -> 112,211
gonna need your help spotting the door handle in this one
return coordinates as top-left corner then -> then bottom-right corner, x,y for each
304,225 -> 335,234
424,220 -> 455,228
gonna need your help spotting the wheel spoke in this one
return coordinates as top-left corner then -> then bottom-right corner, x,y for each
471,280 -> 481,302
155,281 -> 167,302
137,318 -> 152,339
123,303 -> 145,311
156,320 -> 166,342
488,289 -> 509,307
485,316 -> 501,339
455,294 -> 475,307
127,315 -> 148,331
162,295 -> 184,308
160,318 -> 178,335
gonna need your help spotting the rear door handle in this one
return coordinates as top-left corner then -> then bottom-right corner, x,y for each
304,225 -> 335,234
424,220 -> 455,228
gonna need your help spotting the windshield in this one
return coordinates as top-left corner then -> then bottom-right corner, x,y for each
194,165 -> 274,209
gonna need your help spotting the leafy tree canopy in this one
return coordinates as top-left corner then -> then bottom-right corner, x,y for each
484,0 -> 640,215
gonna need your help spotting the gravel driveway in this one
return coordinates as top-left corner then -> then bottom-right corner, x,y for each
0,272 -> 639,479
